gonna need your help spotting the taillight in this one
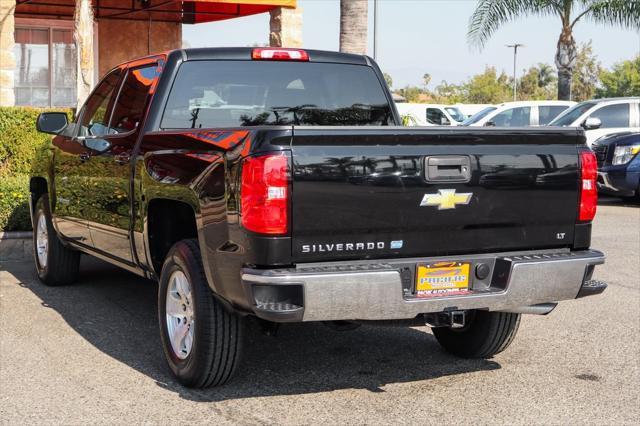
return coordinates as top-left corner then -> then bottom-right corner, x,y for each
240,153 -> 290,235
251,48 -> 309,61
578,150 -> 597,222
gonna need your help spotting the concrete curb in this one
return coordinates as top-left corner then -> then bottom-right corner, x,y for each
0,231 -> 33,262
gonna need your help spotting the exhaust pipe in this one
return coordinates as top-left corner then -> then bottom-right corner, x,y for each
502,303 -> 557,315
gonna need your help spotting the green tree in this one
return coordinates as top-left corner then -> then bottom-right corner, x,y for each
571,41 -> 601,101
464,67 -> 511,103
423,73 -> 432,89
517,63 -> 557,100
468,0 -> 640,100
383,72 -> 393,89
433,81 -> 465,103
396,86 -> 426,103
597,56 -> 640,97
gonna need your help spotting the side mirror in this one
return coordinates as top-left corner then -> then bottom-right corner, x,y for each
82,137 -> 111,153
36,112 -> 68,135
484,121 -> 496,127
582,117 -> 602,130
440,117 -> 451,125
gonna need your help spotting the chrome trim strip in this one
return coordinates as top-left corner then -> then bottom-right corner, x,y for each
597,171 -> 620,192
242,250 -> 605,322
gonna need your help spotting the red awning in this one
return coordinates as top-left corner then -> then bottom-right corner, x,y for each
15,0 -> 296,24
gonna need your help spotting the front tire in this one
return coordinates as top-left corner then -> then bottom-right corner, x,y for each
432,310 -> 521,358
33,195 -> 80,286
158,239 -> 243,388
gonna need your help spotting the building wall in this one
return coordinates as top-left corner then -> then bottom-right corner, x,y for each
97,19 -> 181,78
0,0 -> 16,106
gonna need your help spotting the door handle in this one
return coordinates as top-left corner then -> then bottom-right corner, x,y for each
425,156 -> 471,183
79,152 -> 91,162
114,152 -> 131,165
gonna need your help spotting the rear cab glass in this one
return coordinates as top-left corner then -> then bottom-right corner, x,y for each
161,60 -> 393,128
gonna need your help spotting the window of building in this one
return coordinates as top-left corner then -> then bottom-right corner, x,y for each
14,22 -> 77,107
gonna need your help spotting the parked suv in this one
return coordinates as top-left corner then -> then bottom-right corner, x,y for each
592,132 -> 640,199
463,101 -> 575,127
549,97 -> 640,147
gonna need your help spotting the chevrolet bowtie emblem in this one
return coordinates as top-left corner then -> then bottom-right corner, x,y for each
420,189 -> 472,210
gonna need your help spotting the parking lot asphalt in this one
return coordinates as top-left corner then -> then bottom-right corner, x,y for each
1,197 -> 638,425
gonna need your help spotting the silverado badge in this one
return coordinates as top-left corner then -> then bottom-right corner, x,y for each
420,189 -> 472,210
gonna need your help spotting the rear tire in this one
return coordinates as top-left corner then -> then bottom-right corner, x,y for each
432,310 -> 520,358
158,239 -> 243,388
33,195 -> 80,286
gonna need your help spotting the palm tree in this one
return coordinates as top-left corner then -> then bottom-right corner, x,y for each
340,0 -> 368,55
468,0 -> 640,100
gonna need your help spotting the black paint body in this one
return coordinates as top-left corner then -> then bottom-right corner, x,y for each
32,47 -> 591,314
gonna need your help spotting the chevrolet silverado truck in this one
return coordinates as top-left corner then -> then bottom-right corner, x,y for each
32,47 -> 606,388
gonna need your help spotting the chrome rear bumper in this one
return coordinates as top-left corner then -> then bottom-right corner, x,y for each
241,249 -> 605,322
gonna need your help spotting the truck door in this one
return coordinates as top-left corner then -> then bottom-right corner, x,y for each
85,63 -> 159,263
52,68 -> 123,247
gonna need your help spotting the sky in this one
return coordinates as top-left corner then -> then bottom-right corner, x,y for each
183,0 -> 640,89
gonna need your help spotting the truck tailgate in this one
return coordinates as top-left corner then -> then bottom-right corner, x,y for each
290,127 -> 583,262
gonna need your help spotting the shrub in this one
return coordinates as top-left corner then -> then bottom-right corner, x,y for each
0,107 -> 71,231
0,174 -> 31,232
0,107 -> 72,177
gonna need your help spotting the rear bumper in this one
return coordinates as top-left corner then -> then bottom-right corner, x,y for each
241,249 -> 605,322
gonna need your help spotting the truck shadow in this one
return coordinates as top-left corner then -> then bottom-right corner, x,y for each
4,256 -> 500,402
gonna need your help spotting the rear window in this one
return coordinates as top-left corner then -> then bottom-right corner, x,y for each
161,60 -> 393,128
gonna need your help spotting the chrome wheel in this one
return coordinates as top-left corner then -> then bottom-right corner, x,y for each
36,213 -> 48,269
166,270 -> 195,360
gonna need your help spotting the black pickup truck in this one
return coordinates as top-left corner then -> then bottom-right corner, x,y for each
32,47 -> 606,388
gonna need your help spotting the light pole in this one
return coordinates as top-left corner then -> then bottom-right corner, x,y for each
373,0 -> 378,60
506,43 -> 524,101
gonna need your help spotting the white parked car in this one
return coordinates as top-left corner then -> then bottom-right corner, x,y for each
463,100 -> 576,127
453,103 -> 494,118
548,97 -> 640,147
396,103 -> 465,126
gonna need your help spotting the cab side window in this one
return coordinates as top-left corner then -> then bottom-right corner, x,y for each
539,105 -> 568,125
78,69 -> 122,137
426,108 -> 448,125
589,103 -> 630,128
110,65 -> 158,133
491,107 -> 531,127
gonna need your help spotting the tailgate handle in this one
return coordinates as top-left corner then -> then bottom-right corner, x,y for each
425,156 -> 471,183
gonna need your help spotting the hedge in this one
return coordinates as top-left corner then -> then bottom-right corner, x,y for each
0,174 -> 31,231
0,107 -> 72,232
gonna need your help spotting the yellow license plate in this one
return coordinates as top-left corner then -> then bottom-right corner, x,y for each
416,262 -> 471,297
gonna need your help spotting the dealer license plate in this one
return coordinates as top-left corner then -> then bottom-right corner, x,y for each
415,262 -> 471,297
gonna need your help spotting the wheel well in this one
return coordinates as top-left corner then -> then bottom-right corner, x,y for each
147,199 -> 198,275
30,177 -> 48,197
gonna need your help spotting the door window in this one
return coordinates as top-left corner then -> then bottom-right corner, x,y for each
426,108 -> 448,125
78,70 -> 122,136
539,105 -> 569,125
110,65 -> 158,133
589,103 -> 630,128
491,107 -> 531,127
